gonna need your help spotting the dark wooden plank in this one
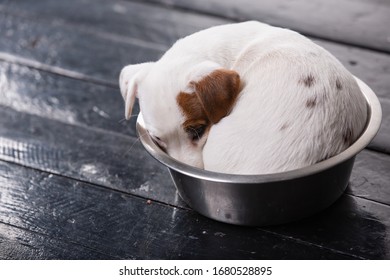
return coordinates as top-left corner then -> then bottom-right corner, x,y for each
0,160 -> 364,259
0,0 -> 221,48
0,223 -> 114,259
266,194 -> 390,260
0,105 -> 181,208
138,0 -> 390,53
0,11 -> 163,84
0,61 -> 138,138
368,98 -> 390,154
349,150 -> 390,205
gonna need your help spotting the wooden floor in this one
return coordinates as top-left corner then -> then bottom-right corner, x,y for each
0,0 -> 389,259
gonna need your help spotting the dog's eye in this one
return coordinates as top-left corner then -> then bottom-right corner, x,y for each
186,125 -> 207,141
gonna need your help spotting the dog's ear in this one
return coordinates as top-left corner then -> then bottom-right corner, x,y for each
193,69 -> 241,124
181,63 -> 241,125
119,62 -> 153,119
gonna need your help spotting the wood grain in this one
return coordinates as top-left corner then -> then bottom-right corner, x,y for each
0,105 -> 181,207
349,150 -> 390,205
0,61 -> 139,138
1,160 -> 383,259
137,0 -> 390,52
0,0 -> 389,260
0,223 -> 115,259
0,11 -> 163,84
267,194 -> 390,259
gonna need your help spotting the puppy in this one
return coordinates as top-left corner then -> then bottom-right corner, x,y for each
119,21 -> 367,175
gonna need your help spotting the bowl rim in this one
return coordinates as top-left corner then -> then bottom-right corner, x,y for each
136,77 -> 382,184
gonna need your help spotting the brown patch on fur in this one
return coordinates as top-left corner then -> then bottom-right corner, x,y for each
305,96 -> 317,108
343,128 -> 353,145
336,78 -> 343,90
177,69 -> 241,138
300,74 -> 315,87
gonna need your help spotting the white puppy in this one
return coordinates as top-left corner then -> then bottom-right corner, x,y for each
119,21 -> 367,175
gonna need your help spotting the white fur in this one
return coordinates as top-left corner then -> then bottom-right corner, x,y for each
119,21 -> 367,175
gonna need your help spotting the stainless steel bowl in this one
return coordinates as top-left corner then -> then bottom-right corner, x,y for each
136,77 -> 382,226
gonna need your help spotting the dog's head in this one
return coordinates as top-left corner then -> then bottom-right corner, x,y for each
119,61 -> 241,168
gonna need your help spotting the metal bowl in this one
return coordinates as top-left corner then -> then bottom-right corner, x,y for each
136,77 -> 382,226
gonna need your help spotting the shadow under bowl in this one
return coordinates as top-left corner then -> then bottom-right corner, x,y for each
136,77 -> 382,226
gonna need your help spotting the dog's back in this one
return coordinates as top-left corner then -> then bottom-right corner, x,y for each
202,25 -> 367,174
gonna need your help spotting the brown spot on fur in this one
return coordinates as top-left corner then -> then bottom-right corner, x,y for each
336,78 -> 343,90
177,69 -> 241,139
343,128 -> 353,145
280,123 -> 289,131
305,96 -> 317,108
300,74 -> 315,87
